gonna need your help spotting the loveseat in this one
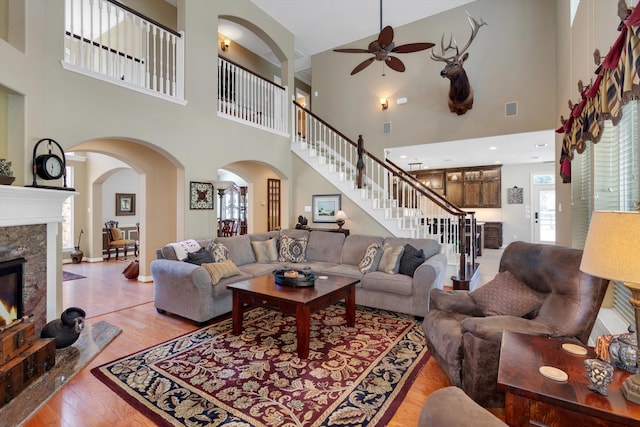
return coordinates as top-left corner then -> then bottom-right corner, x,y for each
151,229 -> 447,324
423,241 -> 609,407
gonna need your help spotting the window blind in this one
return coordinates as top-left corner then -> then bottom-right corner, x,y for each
587,101 -> 639,327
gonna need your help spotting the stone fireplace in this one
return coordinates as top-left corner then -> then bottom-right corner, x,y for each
0,185 -> 77,334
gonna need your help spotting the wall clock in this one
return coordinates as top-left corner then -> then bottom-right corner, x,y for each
190,181 -> 214,210
27,138 -> 75,191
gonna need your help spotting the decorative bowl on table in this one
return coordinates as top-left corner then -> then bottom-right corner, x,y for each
584,358 -> 614,396
272,268 -> 315,287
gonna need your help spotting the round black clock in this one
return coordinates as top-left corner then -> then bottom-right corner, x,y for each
35,153 -> 64,180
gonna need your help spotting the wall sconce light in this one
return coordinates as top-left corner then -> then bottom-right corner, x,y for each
380,98 -> 389,110
221,39 -> 230,52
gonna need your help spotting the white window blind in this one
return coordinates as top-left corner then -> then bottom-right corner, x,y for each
588,101 -> 639,326
571,139 -> 591,249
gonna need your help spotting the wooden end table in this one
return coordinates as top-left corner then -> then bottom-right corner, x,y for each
227,274 -> 358,359
498,331 -> 640,427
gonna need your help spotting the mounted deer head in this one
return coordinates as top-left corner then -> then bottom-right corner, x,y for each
431,14 -> 487,115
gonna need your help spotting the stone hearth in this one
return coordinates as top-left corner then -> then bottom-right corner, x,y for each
0,185 -> 77,334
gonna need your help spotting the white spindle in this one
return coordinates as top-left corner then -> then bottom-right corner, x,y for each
144,23 -> 150,89
171,34 -> 176,96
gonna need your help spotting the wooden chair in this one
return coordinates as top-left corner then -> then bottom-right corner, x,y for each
218,219 -> 237,237
105,220 -> 138,261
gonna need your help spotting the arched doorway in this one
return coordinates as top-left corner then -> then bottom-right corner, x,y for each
69,137 -> 184,280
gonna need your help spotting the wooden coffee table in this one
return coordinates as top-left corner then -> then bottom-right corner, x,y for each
227,274 -> 358,358
498,331 -> 640,427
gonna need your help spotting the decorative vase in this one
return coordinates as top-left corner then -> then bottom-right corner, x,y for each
41,307 -> 86,349
585,358 -> 614,396
0,176 -> 15,185
70,246 -> 83,264
609,333 -> 637,373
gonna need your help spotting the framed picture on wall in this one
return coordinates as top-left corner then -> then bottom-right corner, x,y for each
190,181 -> 214,210
116,193 -> 136,216
312,194 -> 341,223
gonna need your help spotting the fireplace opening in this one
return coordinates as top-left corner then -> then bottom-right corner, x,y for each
0,254 -> 25,328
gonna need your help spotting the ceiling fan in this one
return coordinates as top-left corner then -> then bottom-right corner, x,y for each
333,0 -> 435,75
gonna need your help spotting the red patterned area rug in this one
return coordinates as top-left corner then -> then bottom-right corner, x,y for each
92,304 -> 429,426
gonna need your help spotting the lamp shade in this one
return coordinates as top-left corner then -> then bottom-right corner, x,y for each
580,211 -> 640,285
335,210 -> 348,220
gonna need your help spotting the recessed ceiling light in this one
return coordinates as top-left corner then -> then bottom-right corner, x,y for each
489,146 -> 497,150
535,143 -> 548,148
532,156 -> 540,159
400,155 -> 407,159
494,160 -> 502,164
443,159 -> 453,162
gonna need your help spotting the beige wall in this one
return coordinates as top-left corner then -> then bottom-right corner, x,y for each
310,0 -> 558,160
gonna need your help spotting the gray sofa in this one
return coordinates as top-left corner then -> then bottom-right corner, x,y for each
151,229 -> 447,324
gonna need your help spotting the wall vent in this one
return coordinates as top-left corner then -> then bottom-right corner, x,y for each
383,122 -> 392,134
505,102 -> 518,117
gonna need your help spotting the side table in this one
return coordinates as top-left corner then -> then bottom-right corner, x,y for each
497,331 -> 640,427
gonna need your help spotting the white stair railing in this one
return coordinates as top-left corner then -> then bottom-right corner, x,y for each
292,100 -> 477,272
63,0 -> 184,101
217,56 -> 288,136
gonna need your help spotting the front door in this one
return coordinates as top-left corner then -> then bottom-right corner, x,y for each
533,184 -> 555,243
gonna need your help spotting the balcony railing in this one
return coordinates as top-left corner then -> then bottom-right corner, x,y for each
62,0 -> 184,102
218,56 -> 289,136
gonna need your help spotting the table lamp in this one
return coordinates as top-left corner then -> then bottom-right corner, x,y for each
335,210 -> 347,230
580,210 -> 640,404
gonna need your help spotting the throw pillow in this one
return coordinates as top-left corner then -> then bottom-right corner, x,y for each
377,244 -> 404,274
251,238 -> 279,263
359,242 -> 382,273
168,239 -> 201,261
207,242 -> 230,263
201,259 -> 241,285
185,247 -> 214,265
470,270 -> 544,317
399,244 -> 426,277
278,234 -> 308,263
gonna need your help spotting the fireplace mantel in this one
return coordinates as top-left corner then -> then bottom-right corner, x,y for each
0,185 -> 78,322
0,185 -> 76,226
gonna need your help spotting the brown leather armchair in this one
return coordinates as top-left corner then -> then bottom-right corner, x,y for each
423,241 -> 609,407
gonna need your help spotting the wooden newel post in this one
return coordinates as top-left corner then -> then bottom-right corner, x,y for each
356,135 -> 365,189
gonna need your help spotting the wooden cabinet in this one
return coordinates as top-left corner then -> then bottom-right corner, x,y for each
484,222 -> 503,249
445,171 -> 463,206
409,165 -> 501,208
447,166 -> 501,208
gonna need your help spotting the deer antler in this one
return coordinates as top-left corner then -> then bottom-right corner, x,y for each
430,13 -> 486,62
430,34 -> 457,62
457,13 -> 487,57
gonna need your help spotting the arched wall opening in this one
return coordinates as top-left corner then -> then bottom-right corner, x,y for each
70,138 -> 184,280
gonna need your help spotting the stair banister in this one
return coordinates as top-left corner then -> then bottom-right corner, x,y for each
292,99 -> 478,278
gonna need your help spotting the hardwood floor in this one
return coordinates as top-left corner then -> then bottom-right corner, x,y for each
26,253 -> 506,426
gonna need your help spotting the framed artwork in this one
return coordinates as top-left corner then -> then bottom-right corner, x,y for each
190,181 -> 214,210
507,186 -> 523,204
116,193 -> 136,216
312,194 -> 341,223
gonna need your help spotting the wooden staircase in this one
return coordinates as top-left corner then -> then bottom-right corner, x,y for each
291,100 -> 479,283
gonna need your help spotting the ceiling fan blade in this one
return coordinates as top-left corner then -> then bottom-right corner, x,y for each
334,48 -> 371,53
378,26 -> 394,49
392,42 -> 435,53
385,56 -> 406,72
351,57 -> 375,75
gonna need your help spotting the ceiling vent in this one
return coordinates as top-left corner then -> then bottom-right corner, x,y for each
383,122 -> 392,134
505,102 -> 518,117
